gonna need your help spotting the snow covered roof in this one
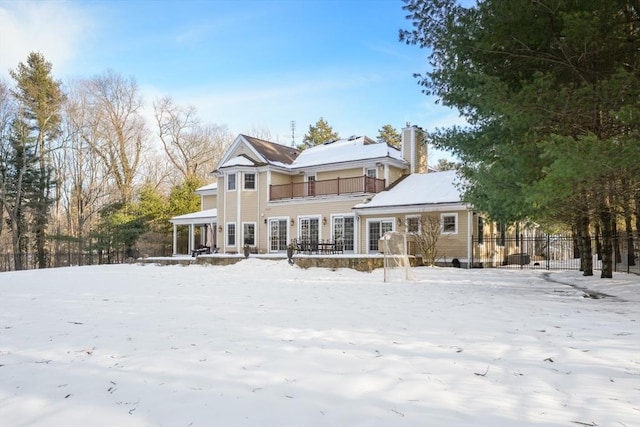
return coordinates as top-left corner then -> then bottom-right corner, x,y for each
169,208 -> 217,225
196,182 -> 217,192
292,136 -> 405,169
353,171 -> 465,210
220,155 -> 257,168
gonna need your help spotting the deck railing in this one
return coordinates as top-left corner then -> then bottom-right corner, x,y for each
269,176 -> 385,201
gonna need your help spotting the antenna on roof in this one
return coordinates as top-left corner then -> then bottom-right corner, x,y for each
290,120 -> 296,147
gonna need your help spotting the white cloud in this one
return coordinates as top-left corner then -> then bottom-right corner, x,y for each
0,1 -> 93,80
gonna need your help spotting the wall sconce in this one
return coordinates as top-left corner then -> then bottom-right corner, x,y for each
218,225 -> 223,232
290,218 -> 295,226
322,217 -> 327,225
264,218 -> 267,224
397,217 -> 403,226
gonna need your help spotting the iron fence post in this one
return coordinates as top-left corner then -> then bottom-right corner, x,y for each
546,234 -> 550,270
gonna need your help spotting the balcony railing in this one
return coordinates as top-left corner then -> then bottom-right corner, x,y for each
269,176 -> 385,201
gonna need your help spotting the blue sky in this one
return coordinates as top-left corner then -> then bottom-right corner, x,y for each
0,0 -> 463,161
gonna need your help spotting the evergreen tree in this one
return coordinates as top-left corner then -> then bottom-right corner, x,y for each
377,124 -> 401,148
10,52 -> 65,268
4,114 -> 39,270
400,0 -> 640,277
300,117 -> 339,149
434,158 -> 458,171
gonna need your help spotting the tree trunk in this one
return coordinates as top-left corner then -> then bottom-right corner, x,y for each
599,206 -> 614,279
625,212 -> 635,266
578,214 -> 593,276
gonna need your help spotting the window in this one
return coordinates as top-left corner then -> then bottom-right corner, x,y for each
368,219 -> 394,253
477,215 -> 484,244
407,216 -> 420,234
441,213 -> 457,234
332,216 -> 355,252
227,223 -> 236,246
227,173 -> 236,191
243,223 -> 255,246
244,173 -> 255,190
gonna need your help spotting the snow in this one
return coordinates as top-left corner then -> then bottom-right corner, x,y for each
220,155 -> 256,168
292,137 -> 404,169
169,208 -> 217,224
1,260 -> 638,427
354,170 -> 464,209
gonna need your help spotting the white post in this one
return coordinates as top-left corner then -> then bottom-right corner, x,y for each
172,223 -> 177,255
188,224 -> 194,254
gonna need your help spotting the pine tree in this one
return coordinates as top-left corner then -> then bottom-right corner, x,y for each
4,114 -> 39,270
300,117 -> 339,149
401,0 -> 640,278
10,52 -> 65,268
377,124 -> 401,148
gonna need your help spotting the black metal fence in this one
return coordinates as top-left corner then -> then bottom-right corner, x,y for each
0,250 -> 135,272
471,232 -> 639,274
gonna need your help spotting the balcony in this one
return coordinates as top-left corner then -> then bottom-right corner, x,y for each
270,176 -> 385,201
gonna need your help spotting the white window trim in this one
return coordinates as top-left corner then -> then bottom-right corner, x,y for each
243,172 -> 256,191
365,167 -> 377,178
227,173 -> 237,191
405,215 -> 421,234
226,222 -> 237,246
441,213 -> 458,235
365,218 -> 395,254
242,221 -> 256,246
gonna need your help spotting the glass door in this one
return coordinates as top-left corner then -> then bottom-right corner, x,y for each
333,216 -> 355,252
269,219 -> 288,252
368,219 -> 394,253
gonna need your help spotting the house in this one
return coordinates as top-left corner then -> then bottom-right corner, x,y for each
170,124 -> 513,267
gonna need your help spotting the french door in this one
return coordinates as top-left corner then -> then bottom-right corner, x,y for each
332,216 -> 354,252
368,219 -> 394,253
269,219 -> 288,252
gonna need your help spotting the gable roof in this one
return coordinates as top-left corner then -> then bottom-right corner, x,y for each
242,135 -> 300,165
291,136 -> 405,169
220,154 -> 259,168
353,170 -> 466,211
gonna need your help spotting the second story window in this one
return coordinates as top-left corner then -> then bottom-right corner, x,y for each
227,173 -> 236,191
244,173 -> 255,190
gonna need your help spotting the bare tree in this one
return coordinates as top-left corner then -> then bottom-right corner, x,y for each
413,215 -> 442,266
246,125 -> 275,142
56,80 -> 111,263
154,96 -> 232,182
0,79 -> 16,241
84,70 -> 147,204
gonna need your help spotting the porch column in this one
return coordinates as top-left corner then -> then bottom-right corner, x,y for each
172,223 -> 177,255
189,224 -> 195,254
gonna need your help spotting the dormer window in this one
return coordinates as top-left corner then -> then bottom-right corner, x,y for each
227,173 -> 236,191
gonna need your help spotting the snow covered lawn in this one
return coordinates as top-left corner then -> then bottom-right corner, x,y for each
1,260 -> 638,427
